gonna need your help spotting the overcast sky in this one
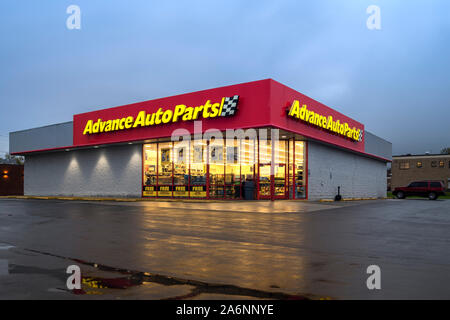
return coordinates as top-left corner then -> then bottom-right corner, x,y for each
1,0 -> 449,156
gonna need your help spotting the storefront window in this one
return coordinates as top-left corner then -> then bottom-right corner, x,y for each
158,142 -> 173,197
288,139 -> 294,199
258,139 -> 271,198
259,139 -> 271,165
274,140 -> 287,197
142,136 -> 307,200
143,144 -> 157,197
173,139 -> 189,197
190,140 -> 207,197
209,139 -> 225,198
225,139 -> 241,198
294,141 -> 306,198
240,138 -> 256,182
257,139 -> 288,199
273,139 -> 287,165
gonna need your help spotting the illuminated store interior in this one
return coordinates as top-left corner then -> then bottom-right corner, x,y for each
143,137 -> 305,200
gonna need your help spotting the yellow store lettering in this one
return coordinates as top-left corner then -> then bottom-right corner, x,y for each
82,96 -> 234,136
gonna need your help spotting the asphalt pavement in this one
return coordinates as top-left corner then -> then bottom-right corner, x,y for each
0,198 -> 449,299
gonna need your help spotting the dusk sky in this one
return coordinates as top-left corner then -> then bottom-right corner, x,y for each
1,0 -> 449,156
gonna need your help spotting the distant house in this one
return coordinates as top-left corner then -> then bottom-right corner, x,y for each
391,154 -> 450,190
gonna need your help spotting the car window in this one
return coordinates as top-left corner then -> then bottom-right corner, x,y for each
417,182 -> 428,188
408,182 -> 418,187
430,182 -> 441,188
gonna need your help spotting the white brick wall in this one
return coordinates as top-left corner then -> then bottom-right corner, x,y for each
307,141 -> 387,200
24,144 -> 142,197
23,141 -> 386,200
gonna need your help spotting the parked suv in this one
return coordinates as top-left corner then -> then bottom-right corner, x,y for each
393,181 -> 446,200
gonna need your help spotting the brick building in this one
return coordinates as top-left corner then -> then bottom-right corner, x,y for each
391,154 -> 450,190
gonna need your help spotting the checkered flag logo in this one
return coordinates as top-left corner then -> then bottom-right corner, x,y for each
220,95 -> 239,117
358,129 -> 364,142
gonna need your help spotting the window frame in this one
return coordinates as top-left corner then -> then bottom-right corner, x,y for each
399,161 -> 410,170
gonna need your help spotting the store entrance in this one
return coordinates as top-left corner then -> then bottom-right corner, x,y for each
143,138 -> 306,200
274,164 -> 287,198
258,164 -> 287,199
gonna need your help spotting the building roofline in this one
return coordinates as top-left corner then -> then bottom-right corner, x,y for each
393,154 -> 450,159
73,79 -> 274,117
9,121 -> 73,135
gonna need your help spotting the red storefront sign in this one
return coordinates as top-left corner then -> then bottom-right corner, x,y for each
73,79 -> 365,154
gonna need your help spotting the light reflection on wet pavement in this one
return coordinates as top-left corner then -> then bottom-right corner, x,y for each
1,198 -> 450,299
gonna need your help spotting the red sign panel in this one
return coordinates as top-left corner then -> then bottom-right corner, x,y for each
73,79 -> 365,153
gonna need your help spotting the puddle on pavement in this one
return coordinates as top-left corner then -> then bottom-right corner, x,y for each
1,243 -> 324,299
22,248 -> 313,299
73,274 -> 144,295
2,244 -> 321,299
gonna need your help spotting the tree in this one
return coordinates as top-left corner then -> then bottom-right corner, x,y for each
0,153 -> 24,165
441,147 -> 450,155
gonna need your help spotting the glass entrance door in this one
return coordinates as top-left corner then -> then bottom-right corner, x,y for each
258,164 -> 287,199
273,164 -> 287,198
258,164 -> 271,198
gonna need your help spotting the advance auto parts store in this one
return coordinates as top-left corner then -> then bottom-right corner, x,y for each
9,79 -> 391,201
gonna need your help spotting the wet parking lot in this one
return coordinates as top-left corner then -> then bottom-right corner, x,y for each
0,198 -> 449,299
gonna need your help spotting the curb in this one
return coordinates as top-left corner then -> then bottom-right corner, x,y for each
0,195 -> 230,203
2,195 -> 389,203
320,197 -> 383,202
